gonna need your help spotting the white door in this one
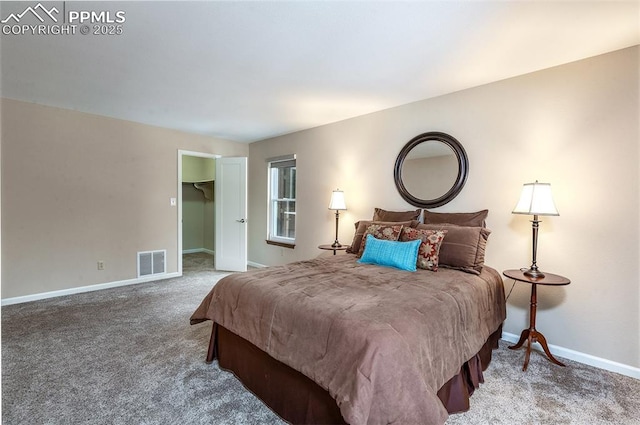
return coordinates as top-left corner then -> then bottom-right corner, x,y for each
215,157 -> 248,272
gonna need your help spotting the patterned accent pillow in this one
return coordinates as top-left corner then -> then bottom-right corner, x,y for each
400,228 -> 448,271
357,224 -> 404,257
347,220 -> 417,254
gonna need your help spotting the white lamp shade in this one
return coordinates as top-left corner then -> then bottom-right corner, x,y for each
328,190 -> 347,210
512,181 -> 559,216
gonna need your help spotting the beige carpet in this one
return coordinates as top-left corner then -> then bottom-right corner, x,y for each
446,340 -> 640,424
2,253 -> 639,424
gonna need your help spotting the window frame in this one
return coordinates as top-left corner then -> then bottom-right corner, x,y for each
266,155 -> 296,248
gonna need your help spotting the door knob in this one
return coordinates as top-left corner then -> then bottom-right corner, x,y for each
236,219 -> 246,223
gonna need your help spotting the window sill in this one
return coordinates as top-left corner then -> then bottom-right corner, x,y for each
266,240 -> 296,249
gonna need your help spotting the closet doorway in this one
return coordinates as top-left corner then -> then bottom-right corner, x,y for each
178,151 -> 219,274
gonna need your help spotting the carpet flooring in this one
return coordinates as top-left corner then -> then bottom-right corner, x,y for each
2,253 -> 639,424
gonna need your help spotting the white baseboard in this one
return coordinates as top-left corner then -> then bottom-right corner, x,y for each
1,272 -> 181,306
247,260 -> 268,268
183,248 -> 214,255
501,331 -> 640,380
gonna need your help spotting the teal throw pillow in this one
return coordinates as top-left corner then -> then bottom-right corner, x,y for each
358,234 -> 421,272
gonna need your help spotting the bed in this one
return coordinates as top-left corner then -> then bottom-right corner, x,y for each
191,217 -> 506,425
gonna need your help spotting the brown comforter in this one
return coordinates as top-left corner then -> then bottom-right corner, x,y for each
191,254 -> 506,425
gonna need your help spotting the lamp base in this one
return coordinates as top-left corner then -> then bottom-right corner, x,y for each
523,267 -> 545,279
331,211 -> 342,249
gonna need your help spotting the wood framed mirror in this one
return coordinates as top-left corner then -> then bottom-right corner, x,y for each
394,132 -> 469,208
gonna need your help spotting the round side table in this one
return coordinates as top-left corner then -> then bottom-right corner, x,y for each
503,269 -> 570,371
318,245 -> 350,256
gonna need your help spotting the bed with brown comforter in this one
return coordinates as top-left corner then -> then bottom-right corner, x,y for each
191,254 -> 506,425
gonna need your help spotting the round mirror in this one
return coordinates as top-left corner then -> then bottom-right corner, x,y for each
394,132 -> 468,208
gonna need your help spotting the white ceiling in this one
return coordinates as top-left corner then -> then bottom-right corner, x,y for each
1,1 -> 638,143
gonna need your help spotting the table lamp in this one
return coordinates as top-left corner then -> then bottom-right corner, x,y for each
512,181 -> 559,278
328,189 -> 347,247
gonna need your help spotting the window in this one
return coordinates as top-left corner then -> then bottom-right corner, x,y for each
267,155 -> 296,246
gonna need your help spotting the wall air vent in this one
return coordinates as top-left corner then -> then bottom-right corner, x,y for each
137,250 -> 166,278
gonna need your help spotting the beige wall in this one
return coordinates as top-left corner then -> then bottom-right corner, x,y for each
1,99 -> 248,298
248,47 -> 639,368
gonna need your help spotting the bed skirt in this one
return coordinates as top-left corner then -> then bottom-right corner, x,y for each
206,323 -> 503,424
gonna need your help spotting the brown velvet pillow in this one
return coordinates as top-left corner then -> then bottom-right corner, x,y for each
423,209 -> 489,227
372,208 -> 421,222
346,220 -> 418,254
416,223 -> 491,275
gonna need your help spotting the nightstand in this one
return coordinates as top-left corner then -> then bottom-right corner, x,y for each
318,245 -> 350,255
503,269 -> 570,371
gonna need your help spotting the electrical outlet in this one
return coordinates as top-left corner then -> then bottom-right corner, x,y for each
97,261 -> 105,270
